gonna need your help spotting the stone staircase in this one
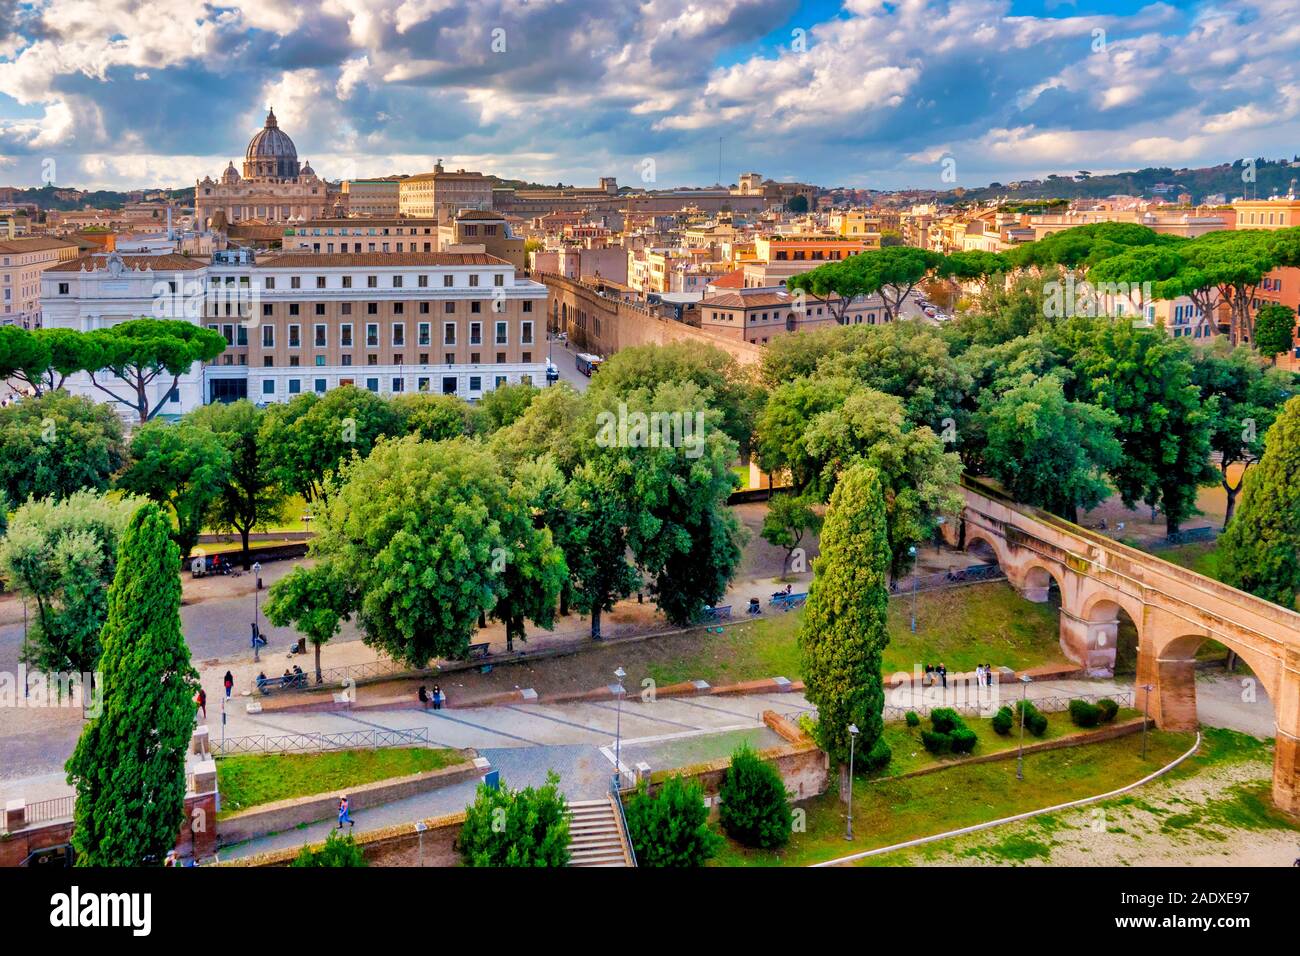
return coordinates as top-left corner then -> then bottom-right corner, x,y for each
567,795 -> 635,867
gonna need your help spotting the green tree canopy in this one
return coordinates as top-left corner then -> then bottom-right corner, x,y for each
0,389 -> 125,506
488,383 -> 587,473
116,418 -> 231,557
1253,303 -> 1295,364
976,375 -> 1121,521
0,490 -> 143,674
393,391 -> 480,443
800,387 -> 962,577
584,379 -> 745,627
260,385 -> 405,503
789,246 -> 947,322
306,435 -> 511,666
475,381 -> 539,433
66,503 -> 198,865
1217,395 -> 1300,609
585,341 -> 760,451
1064,320 -> 1214,534
81,319 -> 226,422
799,463 -> 892,776
263,562 -> 355,683
1191,341 -> 1298,527
187,400 -> 285,568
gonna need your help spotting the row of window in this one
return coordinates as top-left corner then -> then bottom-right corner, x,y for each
209,320 -> 535,349
215,351 -> 535,368
215,272 -> 508,290
259,373 -> 532,398
233,300 -> 534,318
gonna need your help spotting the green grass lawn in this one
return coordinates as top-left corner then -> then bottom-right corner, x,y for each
202,492 -> 317,536
877,708 -> 1141,778
645,580 -> 1066,687
216,747 -> 465,818
710,728 -> 1195,867
1155,540 -> 1222,579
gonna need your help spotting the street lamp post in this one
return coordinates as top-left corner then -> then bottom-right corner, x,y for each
1141,683 -> 1153,760
1017,675 -> 1032,780
613,666 -> 627,789
846,723 -> 859,841
251,561 -> 263,662
908,545 -> 918,633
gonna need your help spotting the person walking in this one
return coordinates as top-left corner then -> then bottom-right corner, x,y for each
223,670 -> 234,700
939,663 -> 947,689
338,796 -> 354,830
196,686 -> 207,720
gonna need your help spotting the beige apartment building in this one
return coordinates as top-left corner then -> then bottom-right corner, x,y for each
1,236 -> 81,326
42,249 -> 548,409
437,210 -> 527,271
284,218 -> 441,254
698,287 -> 893,344
1233,196 -> 1300,370
341,179 -> 402,217
399,163 -> 493,221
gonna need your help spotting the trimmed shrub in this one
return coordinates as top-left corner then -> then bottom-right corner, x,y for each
862,734 -> 892,772
1068,699 -> 1103,728
293,830 -> 367,867
460,770 -> 571,866
950,727 -> 978,754
1097,698 -> 1120,723
1015,699 -> 1049,737
719,744 -> 793,849
920,729 -> 952,754
930,707 -> 962,734
991,706 -> 1014,736
905,710 -> 921,728
624,775 -> 722,867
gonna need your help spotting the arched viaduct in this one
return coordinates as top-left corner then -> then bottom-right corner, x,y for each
956,477 -> 1300,815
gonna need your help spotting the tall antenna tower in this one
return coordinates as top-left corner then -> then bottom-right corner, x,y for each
718,137 -> 722,186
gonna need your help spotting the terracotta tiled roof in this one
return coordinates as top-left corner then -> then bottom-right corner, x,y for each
256,252 -> 514,268
46,253 -> 205,272
0,237 -> 80,254
709,268 -> 746,289
701,291 -> 793,309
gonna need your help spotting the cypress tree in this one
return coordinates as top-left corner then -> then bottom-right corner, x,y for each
798,462 -> 892,799
1218,395 -> 1300,609
65,503 -> 198,866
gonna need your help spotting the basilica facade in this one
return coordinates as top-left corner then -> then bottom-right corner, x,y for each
194,109 -> 338,231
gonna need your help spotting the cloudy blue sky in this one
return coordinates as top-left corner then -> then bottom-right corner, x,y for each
0,0 -> 1297,192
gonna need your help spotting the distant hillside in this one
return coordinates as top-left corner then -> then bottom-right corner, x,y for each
942,158 -> 1300,204
1,184 -> 192,211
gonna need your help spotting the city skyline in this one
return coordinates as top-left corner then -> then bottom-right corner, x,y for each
2,0 -> 1299,192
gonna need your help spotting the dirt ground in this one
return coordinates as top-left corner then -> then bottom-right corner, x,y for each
887,735 -> 1300,867
1077,464 -> 1242,543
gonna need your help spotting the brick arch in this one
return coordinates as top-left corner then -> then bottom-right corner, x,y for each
961,475 -> 1300,814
